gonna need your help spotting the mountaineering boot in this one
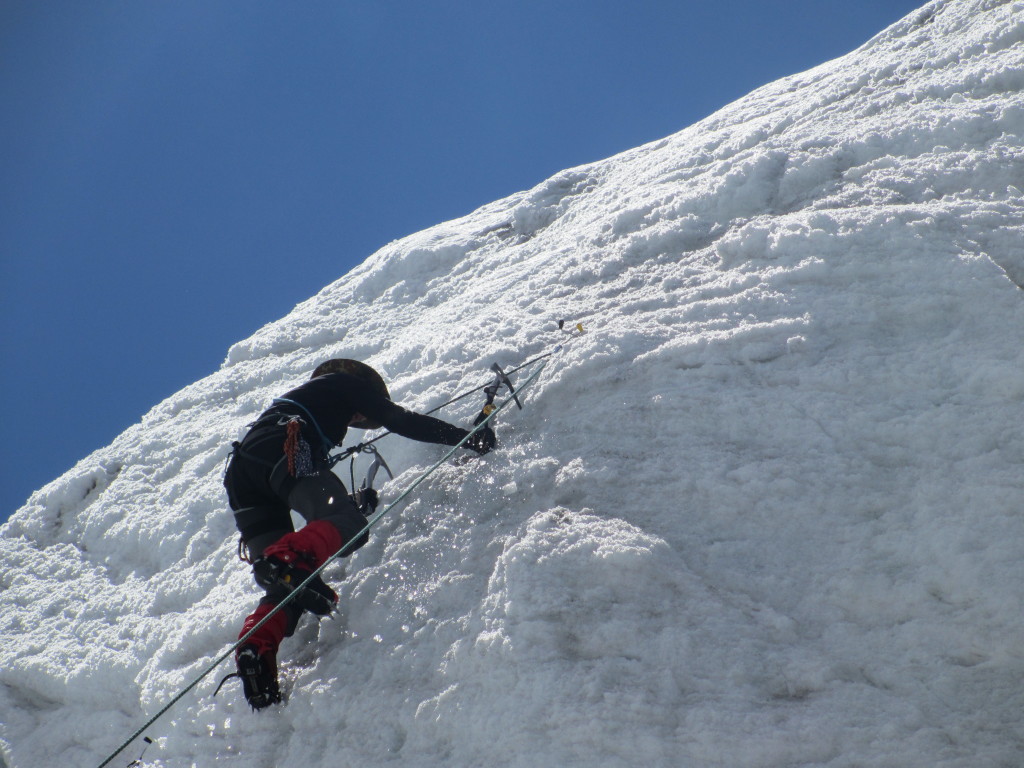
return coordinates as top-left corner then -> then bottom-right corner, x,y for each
255,520 -> 343,615
252,556 -> 338,616
235,645 -> 282,711
234,602 -> 288,710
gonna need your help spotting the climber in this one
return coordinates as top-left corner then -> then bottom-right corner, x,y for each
222,358 -> 495,709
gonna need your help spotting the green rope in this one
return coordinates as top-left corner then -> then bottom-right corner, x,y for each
95,357 -> 551,768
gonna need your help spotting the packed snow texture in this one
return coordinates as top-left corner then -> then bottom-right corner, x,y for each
3,1 -> 1024,765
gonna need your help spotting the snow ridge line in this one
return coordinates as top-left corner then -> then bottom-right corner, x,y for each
94,357 -> 552,768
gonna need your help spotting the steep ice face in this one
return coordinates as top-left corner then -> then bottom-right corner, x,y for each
3,1 -> 1024,766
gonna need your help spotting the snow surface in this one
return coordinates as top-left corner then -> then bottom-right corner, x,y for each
4,1 -> 1024,765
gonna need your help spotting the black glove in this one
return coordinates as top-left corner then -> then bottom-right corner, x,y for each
351,487 -> 378,516
465,425 -> 496,455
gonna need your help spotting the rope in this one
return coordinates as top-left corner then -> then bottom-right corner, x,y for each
95,356 -> 552,768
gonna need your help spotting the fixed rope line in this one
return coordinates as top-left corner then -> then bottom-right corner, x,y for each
422,342 -> 566,414
95,357 -> 551,768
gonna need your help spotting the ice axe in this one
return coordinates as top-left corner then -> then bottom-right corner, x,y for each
352,444 -> 393,514
474,362 -> 522,426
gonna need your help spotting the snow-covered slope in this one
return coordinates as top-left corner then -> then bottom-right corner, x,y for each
3,1 -> 1024,765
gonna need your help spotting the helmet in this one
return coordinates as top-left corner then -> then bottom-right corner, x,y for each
311,359 -> 390,429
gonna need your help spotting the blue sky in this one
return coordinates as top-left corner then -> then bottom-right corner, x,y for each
0,0 -> 925,522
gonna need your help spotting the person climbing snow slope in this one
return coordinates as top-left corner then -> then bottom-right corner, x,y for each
221,358 -> 496,709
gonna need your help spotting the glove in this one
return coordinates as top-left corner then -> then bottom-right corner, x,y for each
465,425 -> 496,455
351,487 -> 379,516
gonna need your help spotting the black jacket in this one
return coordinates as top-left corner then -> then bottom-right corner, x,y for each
271,371 -> 469,449
225,371 -> 471,511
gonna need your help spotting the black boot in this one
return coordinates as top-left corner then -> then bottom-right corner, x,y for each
252,556 -> 338,616
235,645 -> 282,710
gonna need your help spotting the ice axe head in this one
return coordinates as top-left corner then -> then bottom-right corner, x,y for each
490,363 -> 523,409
